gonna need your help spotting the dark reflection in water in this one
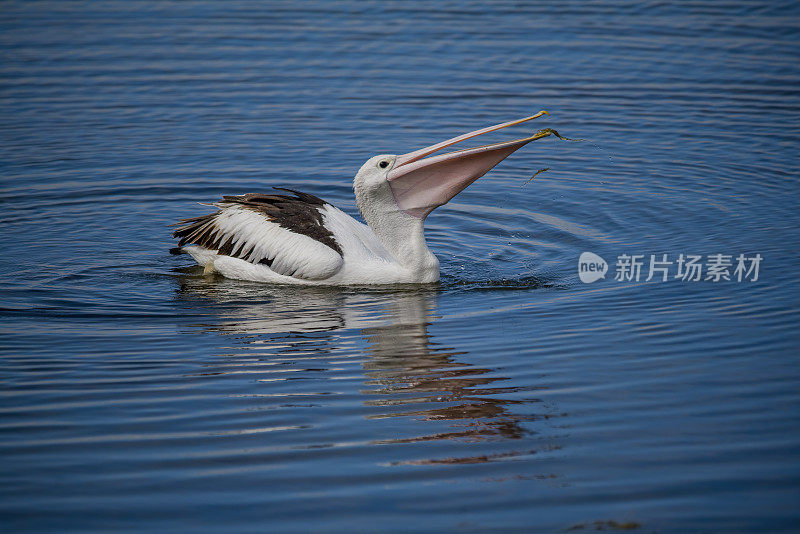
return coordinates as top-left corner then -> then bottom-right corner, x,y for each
175,270 -> 559,461
360,296 -> 535,445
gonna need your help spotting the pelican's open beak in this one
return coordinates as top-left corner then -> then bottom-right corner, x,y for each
387,111 -> 550,219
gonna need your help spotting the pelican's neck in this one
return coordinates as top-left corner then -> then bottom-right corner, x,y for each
355,187 -> 439,281
372,212 -> 430,264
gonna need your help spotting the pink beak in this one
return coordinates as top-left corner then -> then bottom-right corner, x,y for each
387,111 -> 549,219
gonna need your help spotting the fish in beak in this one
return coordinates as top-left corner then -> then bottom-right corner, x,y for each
387,111 -> 550,219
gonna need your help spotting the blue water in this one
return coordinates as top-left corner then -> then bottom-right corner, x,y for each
2,1 -> 799,532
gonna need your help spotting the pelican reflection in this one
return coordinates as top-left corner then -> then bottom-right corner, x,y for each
175,273 -> 547,443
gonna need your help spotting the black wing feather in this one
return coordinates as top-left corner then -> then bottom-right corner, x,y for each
172,189 -> 343,262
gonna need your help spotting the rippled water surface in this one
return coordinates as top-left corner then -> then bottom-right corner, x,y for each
2,1 -> 800,532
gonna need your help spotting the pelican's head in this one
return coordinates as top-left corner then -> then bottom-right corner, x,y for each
354,111 -> 550,221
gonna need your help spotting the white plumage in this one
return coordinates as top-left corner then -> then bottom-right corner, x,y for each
181,203 -> 422,285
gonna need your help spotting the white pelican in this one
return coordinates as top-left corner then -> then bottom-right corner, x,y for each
172,111 -> 551,285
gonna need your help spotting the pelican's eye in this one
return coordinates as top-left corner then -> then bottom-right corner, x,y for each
378,160 -> 390,169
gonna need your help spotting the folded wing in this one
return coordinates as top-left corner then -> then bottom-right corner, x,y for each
172,189 -> 344,280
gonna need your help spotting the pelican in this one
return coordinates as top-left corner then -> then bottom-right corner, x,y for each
171,111 -> 551,285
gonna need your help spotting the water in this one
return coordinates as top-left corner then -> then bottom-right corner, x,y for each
2,1 -> 799,532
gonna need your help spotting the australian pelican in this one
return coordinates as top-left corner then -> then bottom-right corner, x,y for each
171,111 -> 551,285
